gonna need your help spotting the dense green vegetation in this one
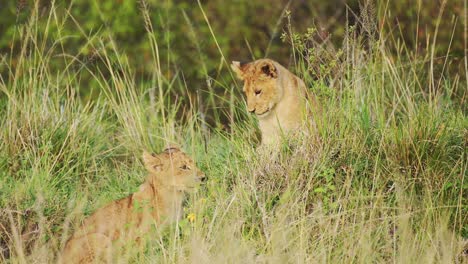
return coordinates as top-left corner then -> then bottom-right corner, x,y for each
0,1 -> 466,263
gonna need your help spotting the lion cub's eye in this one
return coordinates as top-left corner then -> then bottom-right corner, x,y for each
255,90 -> 262,95
180,164 -> 191,170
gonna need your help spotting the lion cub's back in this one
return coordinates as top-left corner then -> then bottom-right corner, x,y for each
71,196 -> 132,240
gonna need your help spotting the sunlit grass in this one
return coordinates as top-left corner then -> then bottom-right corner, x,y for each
0,1 -> 466,263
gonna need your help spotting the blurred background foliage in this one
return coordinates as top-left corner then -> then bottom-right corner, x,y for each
0,0 -> 465,102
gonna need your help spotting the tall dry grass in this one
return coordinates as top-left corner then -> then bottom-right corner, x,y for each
0,1 -> 466,263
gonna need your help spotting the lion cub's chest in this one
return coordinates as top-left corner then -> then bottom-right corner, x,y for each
258,96 -> 305,145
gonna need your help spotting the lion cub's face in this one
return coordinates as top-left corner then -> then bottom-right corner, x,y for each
231,59 -> 281,119
142,147 -> 205,191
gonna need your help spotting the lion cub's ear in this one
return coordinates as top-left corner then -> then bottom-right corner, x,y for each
260,61 -> 278,79
163,145 -> 180,154
142,151 -> 163,172
231,61 -> 245,80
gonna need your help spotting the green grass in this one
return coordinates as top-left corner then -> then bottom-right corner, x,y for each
0,2 -> 466,263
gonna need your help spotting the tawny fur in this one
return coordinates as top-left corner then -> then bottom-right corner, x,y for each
231,58 -> 318,145
60,147 -> 205,263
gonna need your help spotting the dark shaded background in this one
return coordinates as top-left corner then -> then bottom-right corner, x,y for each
0,0 -> 465,99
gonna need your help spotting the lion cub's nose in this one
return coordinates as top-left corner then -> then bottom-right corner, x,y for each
201,175 -> 207,182
198,171 -> 207,182
248,108 -> 255,113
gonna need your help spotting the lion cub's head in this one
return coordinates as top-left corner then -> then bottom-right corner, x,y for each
142,146 -> 205,191
231,59 -> 282,118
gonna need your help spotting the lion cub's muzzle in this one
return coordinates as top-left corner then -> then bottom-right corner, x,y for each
199,173 -> 207,183
196,169 -> 207,183
247,106 -> 270,117
256,109 -> 270,117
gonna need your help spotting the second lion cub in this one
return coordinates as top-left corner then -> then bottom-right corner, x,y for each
60,146 -> 205,263
231,59 -> 319,145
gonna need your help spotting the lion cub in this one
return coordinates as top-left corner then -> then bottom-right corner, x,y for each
60,146 -> 205,263
231,58 -> 318,145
